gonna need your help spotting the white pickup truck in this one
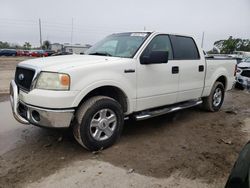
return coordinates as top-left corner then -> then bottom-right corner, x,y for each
10,32 -> 236,150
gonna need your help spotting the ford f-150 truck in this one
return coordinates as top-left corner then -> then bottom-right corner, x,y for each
10,32 -> 236,151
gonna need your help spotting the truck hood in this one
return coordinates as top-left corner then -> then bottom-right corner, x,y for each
238,62 -> 250,68
19,55 -> 125,71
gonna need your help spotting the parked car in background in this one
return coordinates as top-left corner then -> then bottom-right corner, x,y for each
30,50 -> 48,57
23,50 -> 31,56
235,57 -> 243,64
45,50 -> 56,56
236,57 -> 250,89
51,51 -> 73,56
16,50 -> 32,56
0,49 -> 17,56
16,50 -> 24,56
239,57 -> 250,67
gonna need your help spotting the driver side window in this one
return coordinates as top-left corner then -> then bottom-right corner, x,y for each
142,35 -> 173,60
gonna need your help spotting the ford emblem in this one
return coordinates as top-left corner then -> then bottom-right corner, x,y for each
18,73 -> 25,81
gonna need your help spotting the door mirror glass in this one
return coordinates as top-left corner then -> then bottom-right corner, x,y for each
141,51 -> 169,64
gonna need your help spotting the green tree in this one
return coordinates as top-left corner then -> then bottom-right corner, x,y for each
42,40 -> 51,50
0,41 -> 10,49
213,36 -> 250,54
23,42 -> 32,50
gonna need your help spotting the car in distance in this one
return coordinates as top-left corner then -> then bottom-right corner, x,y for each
0,49 -> 17,56
10,32 -> 236,151
51,51 -> 73,56
235,57 -> 250,89
30,50 -> 48,57
45,50 -> 56,56
16,50 -> 32,56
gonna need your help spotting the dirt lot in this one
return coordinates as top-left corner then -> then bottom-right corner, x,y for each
0,57 -> 250,187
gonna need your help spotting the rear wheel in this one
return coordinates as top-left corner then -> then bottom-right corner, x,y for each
202,82 -> 225,112
73,96 -> 124,151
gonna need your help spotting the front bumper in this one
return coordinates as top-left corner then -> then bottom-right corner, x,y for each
10,80 -> 75,128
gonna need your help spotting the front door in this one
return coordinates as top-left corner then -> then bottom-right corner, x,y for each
136,34 -> 179,111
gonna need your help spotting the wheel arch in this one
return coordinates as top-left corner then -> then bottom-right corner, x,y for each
73,85 -> 130,113
215,75 -> 227,89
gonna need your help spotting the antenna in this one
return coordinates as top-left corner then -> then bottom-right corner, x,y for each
201,31 -> 205,48
39,18 -> 42,48
71,18 -> 74,44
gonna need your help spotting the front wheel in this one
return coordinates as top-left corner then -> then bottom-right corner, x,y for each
202,82 -> 225,112
73,96 -> 124,151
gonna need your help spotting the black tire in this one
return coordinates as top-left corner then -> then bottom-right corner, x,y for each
73,96 -> 124,151
202,81 -> 225,112
225,141 -> 250,188
235,82 -> 244,90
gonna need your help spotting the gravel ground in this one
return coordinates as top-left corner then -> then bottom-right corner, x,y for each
0,57 -> 249,188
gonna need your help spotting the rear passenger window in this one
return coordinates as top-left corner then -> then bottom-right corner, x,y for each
170,36 -> 200,60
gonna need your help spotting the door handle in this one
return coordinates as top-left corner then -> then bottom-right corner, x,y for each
172,66 -> 179,74
124,69 -> 135,73
199,65 -> 204,72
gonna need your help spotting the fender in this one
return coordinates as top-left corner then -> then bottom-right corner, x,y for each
202,65 -> 229,97
72,80 -> 135,114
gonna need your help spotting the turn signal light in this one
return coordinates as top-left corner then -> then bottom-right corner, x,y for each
60,75 -> 70,86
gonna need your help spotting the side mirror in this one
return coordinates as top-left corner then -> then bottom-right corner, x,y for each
140,51 -> 169,65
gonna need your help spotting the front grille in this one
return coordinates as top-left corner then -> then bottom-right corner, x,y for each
241,70 -> 250,78
15,67 -> 35,91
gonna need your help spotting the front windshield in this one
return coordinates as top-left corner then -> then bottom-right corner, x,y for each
85,32 -> 151,58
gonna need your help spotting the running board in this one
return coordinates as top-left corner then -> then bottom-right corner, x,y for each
134,99 -> 203,121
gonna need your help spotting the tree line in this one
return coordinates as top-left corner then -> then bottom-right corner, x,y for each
0,40 -> 51,50
208,36 -> 250,54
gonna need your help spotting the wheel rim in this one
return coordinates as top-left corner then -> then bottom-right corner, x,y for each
90,108 -> 117,141
213,87 -> 222,107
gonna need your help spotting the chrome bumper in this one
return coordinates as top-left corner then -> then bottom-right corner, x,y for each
10,80 -> 75,128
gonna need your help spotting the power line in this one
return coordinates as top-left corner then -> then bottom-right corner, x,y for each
0,18 -> 148,45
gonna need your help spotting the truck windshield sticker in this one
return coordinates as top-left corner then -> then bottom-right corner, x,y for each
130,33 -> 147,37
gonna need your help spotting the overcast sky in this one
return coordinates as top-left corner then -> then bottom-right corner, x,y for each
0,0 -> 249,50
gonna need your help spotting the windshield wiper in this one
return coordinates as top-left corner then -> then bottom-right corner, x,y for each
89,51 -> 112,57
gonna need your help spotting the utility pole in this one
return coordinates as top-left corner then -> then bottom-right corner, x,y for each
143,26 -> 146,31
39,18 -> 42,48
201,31 -> 205,48
71,18 -> 74,44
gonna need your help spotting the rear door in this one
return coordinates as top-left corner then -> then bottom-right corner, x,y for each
169,35 -> 205,102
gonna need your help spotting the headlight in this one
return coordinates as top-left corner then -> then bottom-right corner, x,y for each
35,72 -> 70,90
